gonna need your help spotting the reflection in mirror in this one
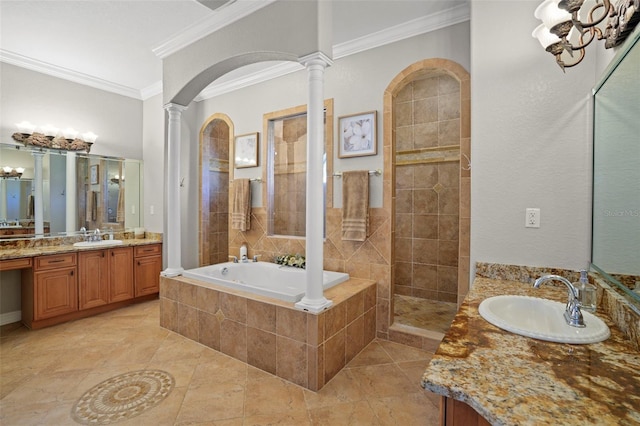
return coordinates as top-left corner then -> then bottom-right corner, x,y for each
592,29 -> 640,304
265,100 -> 333,238
0,143 -> 143,239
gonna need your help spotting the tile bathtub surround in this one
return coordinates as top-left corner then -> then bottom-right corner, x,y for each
422,277 -> 640,425
475,262 -> 640,350
160,275 -> 377,391
0,299 -> 441,425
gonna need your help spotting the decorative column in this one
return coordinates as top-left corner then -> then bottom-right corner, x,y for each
32,151 -> 44,237
161,103 -> 188,277
295,52 -> 334,313
66,152 -> 77,233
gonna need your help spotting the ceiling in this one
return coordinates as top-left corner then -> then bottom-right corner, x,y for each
0,0 -> 469,101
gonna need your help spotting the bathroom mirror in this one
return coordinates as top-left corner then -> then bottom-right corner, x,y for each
592,28 -> 640,304
264,99 -> 334,238
0,143 -> 143,238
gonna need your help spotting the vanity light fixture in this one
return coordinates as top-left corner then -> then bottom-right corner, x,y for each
532,0 -> 640,71
0,166 -> 25,179
11,123 -> 98,153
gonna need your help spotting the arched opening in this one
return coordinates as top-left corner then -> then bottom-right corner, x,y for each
199,113 -> 234,266
384,59 -> 470,338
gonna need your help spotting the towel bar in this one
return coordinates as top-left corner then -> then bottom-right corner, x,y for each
333,169 -> 381,178
229,178 -> 262,183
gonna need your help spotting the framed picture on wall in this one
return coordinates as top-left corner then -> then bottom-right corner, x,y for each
90,164 -> 99,184
338,110 -> 377,158
234,132 -> 259,168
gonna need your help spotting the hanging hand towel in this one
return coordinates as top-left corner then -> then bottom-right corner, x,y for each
27,194 -> 34,219
232,179 -> 251,231
116,187 -> 125,223
342,170 -> 369,241
86,190 -> 97,222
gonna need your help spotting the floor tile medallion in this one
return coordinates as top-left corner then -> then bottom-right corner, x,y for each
71,370 -> 174,424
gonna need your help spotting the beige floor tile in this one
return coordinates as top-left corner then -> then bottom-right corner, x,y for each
0,299 -> 442,425
378,339 -> 432,363
243,375 -> 307,417
367,392 -> 440,426
303,369 -> 367,410
348,364 -> 419,399
307,400 -> 381,425
345,341 -> 394,368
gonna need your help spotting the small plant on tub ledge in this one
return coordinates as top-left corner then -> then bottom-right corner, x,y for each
274,253 -> 306,269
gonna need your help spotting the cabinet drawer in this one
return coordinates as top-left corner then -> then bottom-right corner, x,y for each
0,257 -> 32,271
134,244 -> 161,258
35,253 -> 77,271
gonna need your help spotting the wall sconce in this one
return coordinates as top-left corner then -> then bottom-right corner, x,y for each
532,0 -> 640,71
11,121 -> 98,153
1,166 -> 25,179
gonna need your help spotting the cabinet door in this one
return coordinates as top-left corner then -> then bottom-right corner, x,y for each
109,247 -> 134,303
78,250 -> 109,310
34,267 -> 78,320
135,255 -> 162,296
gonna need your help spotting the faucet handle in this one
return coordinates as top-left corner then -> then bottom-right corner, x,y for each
229,255 -> 239,263
252,255 -> 261,262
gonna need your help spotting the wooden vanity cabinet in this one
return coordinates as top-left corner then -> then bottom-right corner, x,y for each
20,243 -> 161,329
441,397 -> 490,426
134,244 -> 162,297
109,246 -> 135,302
78,249 -> 109,309
21,253 -> 78,326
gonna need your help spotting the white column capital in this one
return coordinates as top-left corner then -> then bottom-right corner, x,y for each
163,102 -> 188,114
298,51 -> 333,69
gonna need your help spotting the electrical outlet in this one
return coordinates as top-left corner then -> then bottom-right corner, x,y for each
150,205 -> 155,215
526,208 -> 540,228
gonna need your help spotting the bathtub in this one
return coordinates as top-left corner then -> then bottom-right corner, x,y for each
181,261 -> 350,302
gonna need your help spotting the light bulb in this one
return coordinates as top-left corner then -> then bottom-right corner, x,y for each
15,121 -> 35,135
63,128 -> 78,140
82,132 -> 98,143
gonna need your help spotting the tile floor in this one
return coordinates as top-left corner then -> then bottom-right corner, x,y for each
0,299 -> 442,425
393,295 -> 457,334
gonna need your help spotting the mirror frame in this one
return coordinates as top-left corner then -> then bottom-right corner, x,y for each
591,27 -> 640,305
262,99 -> 334,238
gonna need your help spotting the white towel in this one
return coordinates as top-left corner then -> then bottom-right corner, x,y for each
231,179 -> 251,231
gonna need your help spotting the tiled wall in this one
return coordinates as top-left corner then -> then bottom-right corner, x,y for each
160,276 -> 376,391
393,74 -> 461,304
200,116 -> 231,266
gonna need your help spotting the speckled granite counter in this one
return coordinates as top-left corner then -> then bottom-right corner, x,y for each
0,234 -> 162,261
422,277 -> 640,426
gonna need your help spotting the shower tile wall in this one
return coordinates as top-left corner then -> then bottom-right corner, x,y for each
394,74 -> 460,304
202,121 -> 229,265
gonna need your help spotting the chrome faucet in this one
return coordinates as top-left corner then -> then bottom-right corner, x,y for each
80,226 -> 88,241
533,274 -> 585,328
93,228 -> 101,242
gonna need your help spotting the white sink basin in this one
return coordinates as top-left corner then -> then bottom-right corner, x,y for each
73,240 -> 124,248
478,295 -> 610,344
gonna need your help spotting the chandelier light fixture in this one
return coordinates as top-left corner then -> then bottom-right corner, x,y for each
532,0 -> 640,71
0,166 -> 25,179
12,121 -> 98,152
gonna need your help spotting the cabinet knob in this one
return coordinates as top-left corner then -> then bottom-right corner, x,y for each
138,261 -> 141,266
70,270 -> 74,276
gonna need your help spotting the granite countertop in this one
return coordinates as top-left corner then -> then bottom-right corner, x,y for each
0,238 -> 162,260
422,277 -> 640,426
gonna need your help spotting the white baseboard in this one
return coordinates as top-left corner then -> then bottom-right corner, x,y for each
0,310 -> 21,326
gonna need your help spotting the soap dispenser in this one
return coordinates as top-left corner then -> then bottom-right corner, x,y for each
577,269 -> 596,313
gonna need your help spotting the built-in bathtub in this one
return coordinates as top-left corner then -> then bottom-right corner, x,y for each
181,261 -> 349,303
160,266 -> 376,391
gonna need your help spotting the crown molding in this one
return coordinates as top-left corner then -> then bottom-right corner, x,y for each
0,49 -> 142,100
194,3 -> 470,101
1,3 -> 470,102
151,0 -> 276,59
333,3 -> 470,59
